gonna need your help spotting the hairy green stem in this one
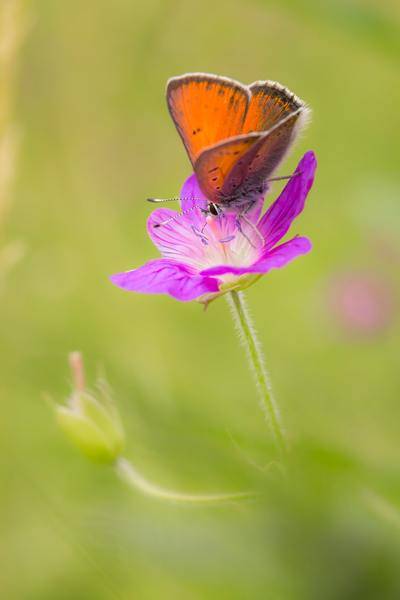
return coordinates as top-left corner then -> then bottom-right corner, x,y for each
115,457 -> 256,504
227,290 -> 288,455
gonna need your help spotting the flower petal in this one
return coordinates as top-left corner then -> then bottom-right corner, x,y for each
258,151 -> 317,249
147,204 -> 258,271
110,259 -> 220,301
147,208 -> 209,268
180,173 -> 208,216
250,235 -> 312,273
200,236 -> 312,276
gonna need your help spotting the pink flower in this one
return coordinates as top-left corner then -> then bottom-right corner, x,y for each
111,151 -> 317,303
328,271 -> 395,337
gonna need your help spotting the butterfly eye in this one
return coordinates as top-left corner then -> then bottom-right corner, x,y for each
208,202 -> 220,216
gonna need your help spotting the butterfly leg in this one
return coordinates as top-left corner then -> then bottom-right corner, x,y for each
236,206 -> 264,248
199,207 -> 211,229
235,215 -> 256,248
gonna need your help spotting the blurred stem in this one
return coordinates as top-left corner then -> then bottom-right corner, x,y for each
115,457 -> 255,504
0,0 -> 27,223
227,291 -> 288,456
69,351 -> 85,393
362,487 -> 400,531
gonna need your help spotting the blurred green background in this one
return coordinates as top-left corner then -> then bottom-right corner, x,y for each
1,0 -> 400,598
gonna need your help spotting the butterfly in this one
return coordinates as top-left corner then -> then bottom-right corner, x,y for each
165,72 -> 310,216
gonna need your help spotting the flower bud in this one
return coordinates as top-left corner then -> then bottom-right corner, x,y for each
55,353 -> 124,463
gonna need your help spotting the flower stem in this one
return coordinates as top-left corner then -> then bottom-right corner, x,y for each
227,290 -> 288,456
115,456 -> 256,504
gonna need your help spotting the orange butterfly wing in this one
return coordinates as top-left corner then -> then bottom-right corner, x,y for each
167,73 -> 309,206
194,133 -> 264,204
243,81 -> 304,133
195,111 -> 304,204
166,74 -> 250,165
222,110 -> 305,198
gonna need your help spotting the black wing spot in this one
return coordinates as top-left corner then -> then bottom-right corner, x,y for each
212,177 -> 218,182
233,150 -> 240,155
208,167 -> 219,173
218,88 -> 225,96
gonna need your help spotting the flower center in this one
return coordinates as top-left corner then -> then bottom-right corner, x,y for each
198,214 -> 261,270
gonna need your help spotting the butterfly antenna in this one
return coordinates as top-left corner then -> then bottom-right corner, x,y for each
265,171 -> 302,184
152,204 -> 206,228
147,197 -> 181,203
146,196 -> 208,228
147,197 -> 205,204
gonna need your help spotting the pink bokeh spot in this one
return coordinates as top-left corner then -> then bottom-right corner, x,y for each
329,271 -> 395,336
